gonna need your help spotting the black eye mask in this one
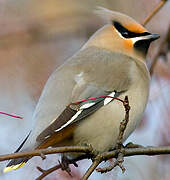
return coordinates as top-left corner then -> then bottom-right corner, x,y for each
113,21 -> 150,38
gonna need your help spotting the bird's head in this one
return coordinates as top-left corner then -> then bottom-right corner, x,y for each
85,7 -> 160,61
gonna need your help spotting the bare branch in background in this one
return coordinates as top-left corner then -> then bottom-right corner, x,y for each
141,0 -> 169,76
142,0 -> 168,26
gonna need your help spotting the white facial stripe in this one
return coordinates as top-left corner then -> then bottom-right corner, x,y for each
131,35 -> 155,44
131,36 -> 145,44
80,102 -> 96,110
115,28 -> 124,39
115,28 -> 150,44
104,92 -> 116,105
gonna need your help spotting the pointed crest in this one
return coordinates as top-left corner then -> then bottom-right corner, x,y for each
95,7 -> 147,33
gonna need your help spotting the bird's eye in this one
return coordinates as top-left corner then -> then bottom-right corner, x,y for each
113,21 -> 150,39
121,31 -> 129,38
113,21 -> 130,38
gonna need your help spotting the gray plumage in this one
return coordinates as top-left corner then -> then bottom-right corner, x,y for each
19,46 -> 150,151
5,8 -> 158,172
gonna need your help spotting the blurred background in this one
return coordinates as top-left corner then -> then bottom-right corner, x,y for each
0,0 -> 169,179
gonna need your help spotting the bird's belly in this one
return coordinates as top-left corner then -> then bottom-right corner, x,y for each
73,88 -> 148,152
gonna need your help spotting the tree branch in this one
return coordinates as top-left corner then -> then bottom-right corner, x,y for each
116,96 -> 130,149
142,0 -> 168,26
2,145 -> 170,179
0,146 -> 92,162
36,164 -> 61,180
82,156 -> 101,180
2,145 -> 170,164
141,0 -> 169,76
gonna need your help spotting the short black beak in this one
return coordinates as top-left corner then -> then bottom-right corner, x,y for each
146,33 -> 160,42
134,33 -> 160,55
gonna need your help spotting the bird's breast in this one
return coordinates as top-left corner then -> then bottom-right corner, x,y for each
73,83 -> 149,152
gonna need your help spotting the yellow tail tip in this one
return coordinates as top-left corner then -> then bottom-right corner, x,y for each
3,162 -> 26,173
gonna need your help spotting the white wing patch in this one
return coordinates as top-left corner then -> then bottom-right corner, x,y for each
53,93 -> 115,134
44,135 -> 51,139
104,91 -> 115,105
54,110 -> 83,133
53,102 -> 97,134
45,92 -> 116,139
44,102 -> 97,139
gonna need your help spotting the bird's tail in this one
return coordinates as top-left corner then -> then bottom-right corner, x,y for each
3,131 -> 31,173
3,157 -> 30,173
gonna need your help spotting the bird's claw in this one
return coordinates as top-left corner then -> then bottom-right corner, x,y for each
59,155 -> 72,177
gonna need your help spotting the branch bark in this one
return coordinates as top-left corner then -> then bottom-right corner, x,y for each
2,145 -> 170,179
0,146 -> 92,162
2,145 -> 170,163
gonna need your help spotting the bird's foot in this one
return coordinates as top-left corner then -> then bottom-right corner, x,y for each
59,155 -> 72,177
125,142 -> 144,148
81,142 -> 98,160
97,145 -> 126,174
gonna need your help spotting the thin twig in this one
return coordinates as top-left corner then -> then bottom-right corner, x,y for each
141,0 -> 169,76
36,155 -> 88,180
116,96 -> 130,149
142,0 -> 167,26
81,156 -> 101,180
36,164 -> 61,180
97,96 -> 130,174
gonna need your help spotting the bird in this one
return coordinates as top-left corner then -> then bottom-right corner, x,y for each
4,7 -> 159,173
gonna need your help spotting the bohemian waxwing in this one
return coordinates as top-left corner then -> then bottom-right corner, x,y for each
4,7 -> 160,172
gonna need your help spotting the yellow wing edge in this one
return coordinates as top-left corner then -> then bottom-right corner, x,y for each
3,162 -> 26,173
